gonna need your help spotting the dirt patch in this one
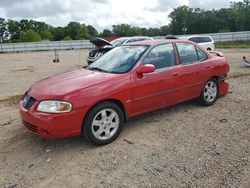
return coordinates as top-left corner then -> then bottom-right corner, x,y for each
229,72 -> 250,79
10,68 -> 34,72
0,120 -> 14,127
0,95 -> 22,106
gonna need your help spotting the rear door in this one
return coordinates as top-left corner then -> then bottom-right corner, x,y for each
131,43 -> 182,115
175,42 -> 211,101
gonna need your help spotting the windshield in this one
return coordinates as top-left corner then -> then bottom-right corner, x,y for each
88,45 -> 148,74
110,38 -> 127,47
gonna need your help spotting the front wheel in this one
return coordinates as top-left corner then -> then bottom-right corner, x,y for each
199,78 -> 218,106
82,102 -> 124,145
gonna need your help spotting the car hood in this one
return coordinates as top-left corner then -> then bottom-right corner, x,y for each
28,68 -> 119,101
89,38 -> 113,47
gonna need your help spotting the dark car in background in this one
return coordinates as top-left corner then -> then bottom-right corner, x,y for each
87,36 -> 153,64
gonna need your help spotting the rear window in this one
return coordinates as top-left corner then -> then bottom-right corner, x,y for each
189,37 -> 212,43
189,37 -> 197,43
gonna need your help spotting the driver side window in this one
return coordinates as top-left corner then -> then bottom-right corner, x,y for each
144,44 -> 176,70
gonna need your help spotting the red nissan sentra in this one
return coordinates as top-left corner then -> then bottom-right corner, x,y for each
19,39 -> 229,145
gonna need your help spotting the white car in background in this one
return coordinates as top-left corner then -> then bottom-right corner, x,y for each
179,36 -> 215,51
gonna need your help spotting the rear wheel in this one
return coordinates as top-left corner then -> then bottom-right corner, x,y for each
199,78 -> 218,106
82,102 -> 124,145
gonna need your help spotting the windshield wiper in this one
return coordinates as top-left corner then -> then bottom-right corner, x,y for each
88,67 -> 106,72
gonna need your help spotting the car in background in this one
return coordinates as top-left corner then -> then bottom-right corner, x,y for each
178,36 -> 215,51
20,39 -> 229,145
87,36 -> 153,64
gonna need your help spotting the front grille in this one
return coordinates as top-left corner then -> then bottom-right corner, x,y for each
23,95 -> 36,110
23,121 -> 38,133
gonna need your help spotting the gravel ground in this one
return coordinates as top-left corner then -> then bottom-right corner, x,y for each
0,49 -> 249,188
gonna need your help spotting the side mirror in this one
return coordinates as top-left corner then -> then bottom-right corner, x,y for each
136,64 -> 155,74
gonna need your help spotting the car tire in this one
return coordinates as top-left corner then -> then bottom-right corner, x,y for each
199,78 -> 218,106
82,101 -> 124,145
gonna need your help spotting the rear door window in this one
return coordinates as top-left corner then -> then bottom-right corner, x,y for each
197,48 -> 208,61
176,43 -> 199,64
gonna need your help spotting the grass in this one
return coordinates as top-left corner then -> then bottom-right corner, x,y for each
215,41 -> 250,49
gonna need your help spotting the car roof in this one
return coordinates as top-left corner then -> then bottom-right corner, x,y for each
124,39 -> 187,46
115,36 -> 152,40
179,35 -> 212,39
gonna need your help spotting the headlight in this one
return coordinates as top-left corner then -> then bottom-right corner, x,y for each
96,52 -> 103,57
37,100 -> 72,113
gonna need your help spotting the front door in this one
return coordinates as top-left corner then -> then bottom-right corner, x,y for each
130,43 -> 182,115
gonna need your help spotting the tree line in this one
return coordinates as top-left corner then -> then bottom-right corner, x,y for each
0,0 -> 249,43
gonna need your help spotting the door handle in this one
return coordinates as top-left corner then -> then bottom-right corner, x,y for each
205,66 -> 212,69
172,72 -> 179,76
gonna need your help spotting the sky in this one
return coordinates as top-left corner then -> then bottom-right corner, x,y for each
0,0 -> 240,31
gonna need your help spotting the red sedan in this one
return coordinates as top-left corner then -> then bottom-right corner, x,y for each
20,39 -> 229,145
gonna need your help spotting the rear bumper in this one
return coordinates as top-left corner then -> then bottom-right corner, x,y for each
19,101 -> 85,138
219,81 -> 229,97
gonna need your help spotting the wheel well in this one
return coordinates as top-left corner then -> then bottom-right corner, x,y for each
211,76 -> 219,82
106,99 -> 128,122
83,99 -> 128,126
210,76 -> 220,96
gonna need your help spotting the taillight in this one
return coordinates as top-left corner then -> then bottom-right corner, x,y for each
220,74 -> 227,81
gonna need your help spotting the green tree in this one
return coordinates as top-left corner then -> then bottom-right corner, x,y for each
146,28 -> 162,36
41,29 -> 53,40
63,35 -> 72,40
101,29 -> 113,37
0,18 -> 8,42
87,25 -> 98,37
8,19 -> 21,42
30,20 -> 50,34
51,27 -> 66,41
112,24 -> 132,36
160,25 -> 171,35
66,22 -> 81,39
19,29 -> 42,42
75,24 -> 90,39
65,22 -> 90,40
169,6 -> 196,35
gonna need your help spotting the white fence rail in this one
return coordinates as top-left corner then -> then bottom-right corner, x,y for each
0,40 -> 94,52
0,31 -> 250,52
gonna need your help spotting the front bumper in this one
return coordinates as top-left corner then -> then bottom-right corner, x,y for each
87,53 -> 104,64
87,57 -> 96,65
19,101 -> 85,138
